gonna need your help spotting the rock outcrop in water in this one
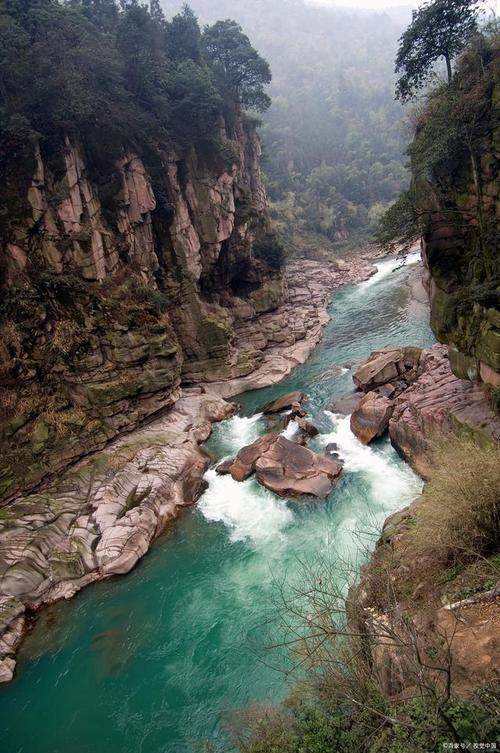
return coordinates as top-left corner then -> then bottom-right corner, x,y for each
229,431 -> 342,498
350,343 -> 500,474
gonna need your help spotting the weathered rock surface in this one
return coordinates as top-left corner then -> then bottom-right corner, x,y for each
389,344 -> 500,476
255,435 -> 342,498
261,391 -> 306,414
353,346 -> 423,395
229,433 -> 342,498
350,392 -> 394,444
229,432 -> 278,481
205,257 -> 375,399
352,343 -> 500,474
0,390 -> 234,680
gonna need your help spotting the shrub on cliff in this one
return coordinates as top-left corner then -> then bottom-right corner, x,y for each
253,232 -> 286,270
410,435 -> 500,567
378,29 -> 499,279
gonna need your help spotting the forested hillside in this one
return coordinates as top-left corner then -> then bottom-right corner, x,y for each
0,0 -> 284,501
163,0 -> 412,245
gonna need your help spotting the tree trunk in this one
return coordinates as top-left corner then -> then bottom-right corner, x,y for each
444,52 -> 452,83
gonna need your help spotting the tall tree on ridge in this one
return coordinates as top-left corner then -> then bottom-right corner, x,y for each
395,0 -> 480,101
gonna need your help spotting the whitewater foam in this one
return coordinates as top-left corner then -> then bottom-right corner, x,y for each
321,411 -> 423,506
360,250 -> 421,289
211,412 -> 263,457
198,469 -> 293,544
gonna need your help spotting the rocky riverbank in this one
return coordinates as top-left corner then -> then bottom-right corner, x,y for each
348,343 -> 500,476
0,255 -> 374,683
346,343 -> 500,700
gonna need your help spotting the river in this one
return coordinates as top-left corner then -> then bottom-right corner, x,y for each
0,253 -> 435,753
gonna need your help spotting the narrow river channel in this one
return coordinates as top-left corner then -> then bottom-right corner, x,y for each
0,254 -> 435,753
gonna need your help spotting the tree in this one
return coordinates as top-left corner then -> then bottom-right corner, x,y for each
395,0 -> 479,102
165,3 -> 202,63
202,19 -> 271,112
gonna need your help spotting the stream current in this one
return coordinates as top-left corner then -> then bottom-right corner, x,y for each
0,253 -> 435,753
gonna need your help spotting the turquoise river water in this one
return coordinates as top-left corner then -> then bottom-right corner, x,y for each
0,254 -> 435,753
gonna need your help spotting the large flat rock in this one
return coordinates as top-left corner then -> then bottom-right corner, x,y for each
255,436 -> 342,498
229,433 -> 342,499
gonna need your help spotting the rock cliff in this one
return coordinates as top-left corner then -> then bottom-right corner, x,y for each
0,114 -> 288,502
418,44 -> 499,387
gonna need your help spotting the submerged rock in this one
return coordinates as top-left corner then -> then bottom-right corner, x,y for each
295,416 -> 319,437
350,392 -> 394,444
261,391 -> 306,414
328,392 -> 363,416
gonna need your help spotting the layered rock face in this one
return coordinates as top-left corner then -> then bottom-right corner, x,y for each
0,115 -> 285,502
0,389 -> 234,681
419,79 -> 500,387
350,343 -> 500,475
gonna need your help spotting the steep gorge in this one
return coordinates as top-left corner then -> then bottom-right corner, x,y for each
0,114 -> 288,502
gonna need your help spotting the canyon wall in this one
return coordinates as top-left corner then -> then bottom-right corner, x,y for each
420,68 -> 499,387
0,114 -> 286,503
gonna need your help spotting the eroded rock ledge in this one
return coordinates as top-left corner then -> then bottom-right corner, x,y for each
350,343 -> 500,476
0,255 -> 373,682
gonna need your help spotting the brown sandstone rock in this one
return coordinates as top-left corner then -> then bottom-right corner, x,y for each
353,346 -> 423,394
350,392 -> 394,444
229,433 -> 278,481
261,391 -> 306,414
389,344 -> 500,476
215,459 -> 234,475
255,436 -> 342,498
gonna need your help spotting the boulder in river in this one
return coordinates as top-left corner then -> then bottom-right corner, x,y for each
229,433 -> 277,481
255,436 -> 342,499
215,459 -> 234,475
353,346 -> 423,394
350,392 -> 394,444
229,433 -> 342,498
261,391 -> 306,414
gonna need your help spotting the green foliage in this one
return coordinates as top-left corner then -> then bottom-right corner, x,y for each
166,3 -> 202,63
395,0 -> 479,101
178,0 -> 411,242
379,30 -> 498,263
376,189 -> 422,253
237,690 -> 500,753
202,19 -> 271,112
253,231 -> 286,270
0,0 -> 270,218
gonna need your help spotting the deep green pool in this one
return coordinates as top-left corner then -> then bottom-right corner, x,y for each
0,254 -> 435,753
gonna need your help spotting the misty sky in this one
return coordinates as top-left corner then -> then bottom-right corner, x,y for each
307,0 -> 421,8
